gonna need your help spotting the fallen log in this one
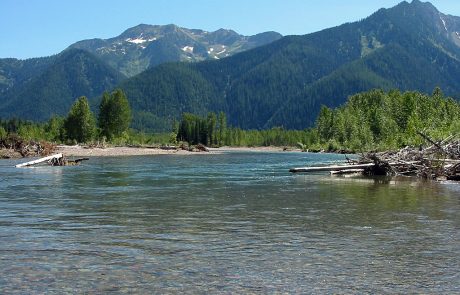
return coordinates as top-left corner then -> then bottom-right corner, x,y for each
15,153 -> 63,168
290,163 -> 375,173
291,134 -> 460,180
290,161 -> 421,174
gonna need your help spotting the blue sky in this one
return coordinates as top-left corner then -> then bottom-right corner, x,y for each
1,0 -> 460,59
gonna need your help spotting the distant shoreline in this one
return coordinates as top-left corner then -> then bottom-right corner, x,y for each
55,145 -> 302,157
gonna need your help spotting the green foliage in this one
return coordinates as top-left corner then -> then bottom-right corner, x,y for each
217,112 -> 227,146
64,96 -> 97,143
0,126 -> 6,139
98,89 -> 132,141
17,124 -> 45,141
176,111 -> 316,147
45,116 -> 65,142
2,87 -> 458,152
314,88 -> 460,151
0,49 -> 125,122
113,1 -> 460,131
3,2 -> 460,133
177,113 -> 211,145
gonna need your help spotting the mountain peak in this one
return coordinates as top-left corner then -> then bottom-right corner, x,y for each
392,0 -> 439,15
410,0 -> 439,13
68,24 -> 282,77
384,0 -> 460,47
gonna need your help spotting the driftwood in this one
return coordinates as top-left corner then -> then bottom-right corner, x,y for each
160,145 -> 178,151
16,154 -> 89,168
290,163 -> 375,173
178,142 -> 209,152
359,135 -> 460,180
290,134 -> 460,181
49,156 -> 89,166
16,153 -> 63,168
1,135 -> 56,158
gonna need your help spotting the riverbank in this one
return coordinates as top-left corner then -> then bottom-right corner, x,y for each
55,145 -> 193,157
54,145 -> 301,157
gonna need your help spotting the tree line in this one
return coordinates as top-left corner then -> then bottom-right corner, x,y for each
0,89 -> 132,144
174,87 -> 460,151
2,87 -> 459,151
315,87 -> 460,151
175,111 -> 315,147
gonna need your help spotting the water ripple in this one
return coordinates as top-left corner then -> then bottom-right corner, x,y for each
0,152 -> 459,293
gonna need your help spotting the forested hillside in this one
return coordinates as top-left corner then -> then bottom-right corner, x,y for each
0,25 -> 281,123
2,0 -> 460,132
119,0 -> 460,131
0,49 -> 125,121
0,56 -> 54,96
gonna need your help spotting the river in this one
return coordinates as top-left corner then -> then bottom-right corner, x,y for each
0,152 -> 458,293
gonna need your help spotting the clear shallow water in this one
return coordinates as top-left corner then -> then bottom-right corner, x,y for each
0,152 -> 458,294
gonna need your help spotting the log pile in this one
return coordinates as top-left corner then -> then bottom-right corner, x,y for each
0,135 -> 56,158
290,134 -> 460,182
359,137 -> 460,180
178,142 -> 209,152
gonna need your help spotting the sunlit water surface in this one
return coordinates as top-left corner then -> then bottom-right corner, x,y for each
0,152 -> 459,293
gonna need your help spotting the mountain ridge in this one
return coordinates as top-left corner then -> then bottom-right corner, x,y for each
0,49 -> 125,121
68,24 -> 282,77
0,24 -> 282,121
117,0 -> 460,130
2,1 -> 460,131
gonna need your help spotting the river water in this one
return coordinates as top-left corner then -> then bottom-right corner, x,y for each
0,152 -> 458,293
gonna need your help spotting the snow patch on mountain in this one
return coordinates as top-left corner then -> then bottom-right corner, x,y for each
440,16 -> 448,32
126,37 -> 157,44
182,46 -> 194,53
126,38 -> 147,44
216,48 -> 227,55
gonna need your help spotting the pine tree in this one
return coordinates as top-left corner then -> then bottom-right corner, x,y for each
207,112 -> 217,146
98,91 -> 111,139
218,111 -> 227,146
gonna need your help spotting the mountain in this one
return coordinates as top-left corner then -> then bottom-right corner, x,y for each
0,25 -> 281,122
68,24 -> 283,77
0,49 -> 125,121
118,0 -> 460,131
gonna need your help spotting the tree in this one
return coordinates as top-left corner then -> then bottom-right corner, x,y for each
316,105 -> 334,143
207,112 -> 217,146
98,91 -> 111,139
64,96 -> 96,143
0,126 -> 6,139
98,89 -> 132,141
217,111 -> 227,146
45,116 -> 65,142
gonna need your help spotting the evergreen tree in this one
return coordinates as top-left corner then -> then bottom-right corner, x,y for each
218,111 -> 227,146
98,89 -> 132,141
98,92 -> 111,139
64,96 -> 96,143
207,112 -> 217,146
